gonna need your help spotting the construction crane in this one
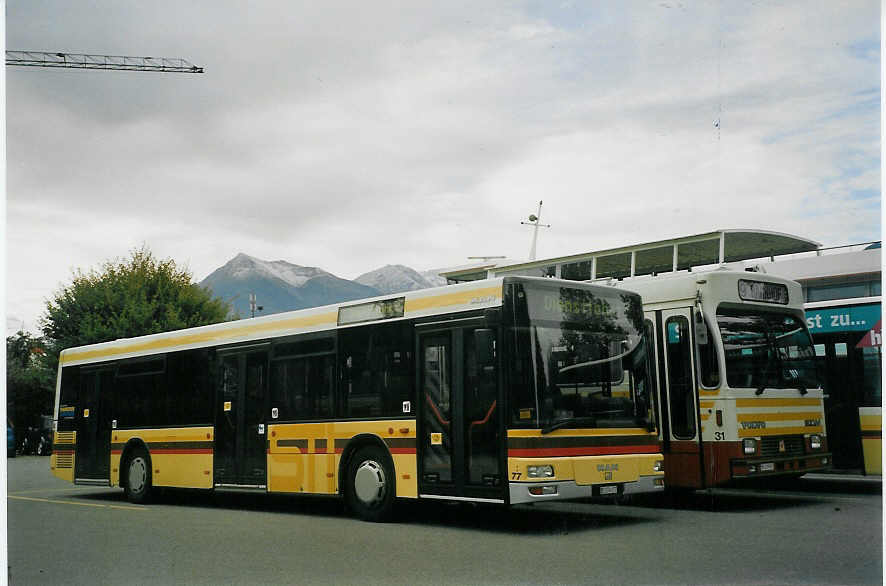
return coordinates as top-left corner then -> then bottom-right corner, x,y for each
6,50 -> 203,73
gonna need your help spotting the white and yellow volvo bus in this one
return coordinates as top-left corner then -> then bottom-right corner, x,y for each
617,270 -> 831,488
51,276 -> 663,520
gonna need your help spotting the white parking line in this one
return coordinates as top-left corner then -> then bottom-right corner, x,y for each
8,494 -> 147,511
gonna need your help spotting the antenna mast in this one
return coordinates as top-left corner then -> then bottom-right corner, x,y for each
520,200 -> 551,261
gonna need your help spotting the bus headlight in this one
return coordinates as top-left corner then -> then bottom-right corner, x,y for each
743,438 -> 757,455
810,434 -> 822,450
528,465 -> 554,478
653,459 -> 664,472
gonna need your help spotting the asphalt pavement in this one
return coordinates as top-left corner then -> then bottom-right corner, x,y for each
7,456 -> 883,585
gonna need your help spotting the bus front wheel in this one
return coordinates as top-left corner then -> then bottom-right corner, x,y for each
345,445 -> 395,522
124,448 -> 153,504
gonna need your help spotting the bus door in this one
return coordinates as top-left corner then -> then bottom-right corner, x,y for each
75,367 -> 113,483
417,323 -> 503,502
659,309 -> 704,488
215,347 -> 269,487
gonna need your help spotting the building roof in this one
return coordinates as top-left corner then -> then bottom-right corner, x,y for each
440,229 -> 822,282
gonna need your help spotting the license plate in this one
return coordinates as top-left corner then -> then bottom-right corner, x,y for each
760,462 -> 775,472
600,485 -> 618,495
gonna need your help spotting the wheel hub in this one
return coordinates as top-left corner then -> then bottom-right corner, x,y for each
129,458 -> 146,493
354,460 -> 386,505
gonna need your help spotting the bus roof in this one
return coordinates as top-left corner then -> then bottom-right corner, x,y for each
58,276 -> 637,367
60,278 -> 507,367
614,269 -> 804,309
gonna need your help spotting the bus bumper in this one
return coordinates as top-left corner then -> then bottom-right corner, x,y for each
731,452 -> 832,479
509,475 -> 664,505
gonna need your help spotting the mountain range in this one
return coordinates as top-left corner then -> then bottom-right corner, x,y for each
199,253 -> 448,318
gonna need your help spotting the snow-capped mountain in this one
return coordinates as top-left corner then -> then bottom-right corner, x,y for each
354,264 -> 443,295
200,253 -> 380,318
200,254 -> 455,319
224,253 -> 328,287
420,269 -> 448,288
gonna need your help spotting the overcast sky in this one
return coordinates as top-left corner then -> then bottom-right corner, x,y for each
6,1 -> 881,334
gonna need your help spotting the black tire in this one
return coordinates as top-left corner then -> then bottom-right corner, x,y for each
123,448 -> 153,504
344,445 -> 396,522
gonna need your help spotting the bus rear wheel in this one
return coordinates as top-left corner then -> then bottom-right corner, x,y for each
345,445 -> 395,522
124,448 -> 153,504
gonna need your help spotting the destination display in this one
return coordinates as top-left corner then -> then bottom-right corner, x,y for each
738,279 -> 789,304
337,297 -> 405,326
530,288 -> 614,323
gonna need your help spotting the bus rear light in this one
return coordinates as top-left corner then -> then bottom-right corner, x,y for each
743,438 -> 757,455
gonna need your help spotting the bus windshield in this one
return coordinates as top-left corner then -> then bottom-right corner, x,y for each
717,307 -> 818,392
507,282 -> 654,431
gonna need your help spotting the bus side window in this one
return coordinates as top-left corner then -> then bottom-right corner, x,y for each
271,353 -> 334,421
338,323 -> 413,419
115,357 -> 167,428
695,312 -> 720,388
166,349 -> 213,425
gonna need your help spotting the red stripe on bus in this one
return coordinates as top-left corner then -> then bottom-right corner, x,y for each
508,446 -> 660,458
389,448 -> 417,455
148,449 -> 213,455
112,448 -> 212,455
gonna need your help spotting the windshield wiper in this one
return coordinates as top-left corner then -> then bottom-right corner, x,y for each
541,416 -> 597,435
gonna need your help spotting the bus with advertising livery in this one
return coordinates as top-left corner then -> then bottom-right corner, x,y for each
51,276 -> 664,520
615,270 -> 831,488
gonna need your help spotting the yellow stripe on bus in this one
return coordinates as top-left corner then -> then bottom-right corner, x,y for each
737,412 -> 822,423
735,398 -> 822,408
860,415 -> 882,432
61,311 -> 338,364
405,286 -> 501,313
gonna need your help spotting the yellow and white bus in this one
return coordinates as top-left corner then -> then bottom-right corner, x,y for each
616,270 -> 831,488
51,276 -> 663,520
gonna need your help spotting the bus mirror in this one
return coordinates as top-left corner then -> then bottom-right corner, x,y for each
474,329 -> 496,366
695,311 -> 708,345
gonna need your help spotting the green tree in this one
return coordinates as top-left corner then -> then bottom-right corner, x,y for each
6,331 -> 54,445
41,246 -> 232,364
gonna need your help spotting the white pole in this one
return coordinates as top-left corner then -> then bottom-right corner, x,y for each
529,201 -> 542,260
521,200 -> 550,261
